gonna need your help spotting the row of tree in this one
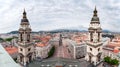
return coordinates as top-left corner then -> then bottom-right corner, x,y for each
104,56 -> 119,65
47,46 -> 55,58
0,37 -> 18,42
0,37 -> 13,42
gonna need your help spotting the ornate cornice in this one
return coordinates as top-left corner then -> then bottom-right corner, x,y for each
86,42 -> 103,48
18,42 -> 34,48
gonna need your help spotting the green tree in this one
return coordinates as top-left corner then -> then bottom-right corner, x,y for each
110,59 -> 119,65
104,56 -> 119,65
5,38 -> 13,42
104,56 -> 111,63
0,38 -> 4,42
47,46 -> 55,58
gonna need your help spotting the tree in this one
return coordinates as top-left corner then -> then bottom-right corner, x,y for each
0,38 -> 4,42
110,59 -> 119,65
104,56 -> 119,65
47,46 -> 55,58
104,56 -> 111,63
5,38 -> 13,42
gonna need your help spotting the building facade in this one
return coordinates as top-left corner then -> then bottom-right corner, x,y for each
103,37 -> 120,62
17,9 -> 35,66
66,39 -> 86,59
35,42 -> 52,59
85,7 -> 103,66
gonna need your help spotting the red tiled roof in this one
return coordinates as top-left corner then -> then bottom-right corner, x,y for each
113,49 -> 119,53
105,45 -> 115,49
5,46 -> 18,54
36,42 -> 47,47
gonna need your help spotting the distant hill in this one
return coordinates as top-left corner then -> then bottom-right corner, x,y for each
8,31 -> 18,34
7,29 -> 112,34
7,31 -> 39,34
48,29 -> 88,33
102,30 -> 111,33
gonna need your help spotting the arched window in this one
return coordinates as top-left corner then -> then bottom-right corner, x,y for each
90,48 -> 92,51
20,34 -> 23,41
90,33 -> 93,42
98,33 -> 100,42
98,48 -> 100,51
27,34 -> 30,42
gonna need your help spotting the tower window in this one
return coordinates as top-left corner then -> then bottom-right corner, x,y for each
90,33 -> 93,42
27,34 -> 30,42
98,48 -> 100,51
20,48 -> 23,51
20,34 -> 23,42
90,48 -> 92,51
98,33 -> 100,42
28,48 -> 31,51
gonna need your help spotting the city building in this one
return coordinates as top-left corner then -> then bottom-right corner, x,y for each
49,35 -> 59,47
17,9 -> 35,66
103,44 -> 117,59
66,39 -> 86,59
16,7 -> 106,67
35,36 -> 53,59
103,37 -> 120,62
5,46 -> 18,59
35,42 -> 52,59
59,34 -> 62,46
61,33 -> 88,59
85,7 -> 103,66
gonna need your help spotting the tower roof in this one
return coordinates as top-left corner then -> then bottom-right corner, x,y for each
21,9 -> 29,25
93,6 -> 97,16
90,6 -> 100,24
23,9 -> 27,18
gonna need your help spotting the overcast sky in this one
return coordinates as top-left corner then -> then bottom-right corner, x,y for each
0,0 -> 120,33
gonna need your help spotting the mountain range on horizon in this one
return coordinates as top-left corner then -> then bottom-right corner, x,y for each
6,25 -> 117,34
7,29 -> 113,34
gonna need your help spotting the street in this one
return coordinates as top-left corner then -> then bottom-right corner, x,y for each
52,39 -> 72,59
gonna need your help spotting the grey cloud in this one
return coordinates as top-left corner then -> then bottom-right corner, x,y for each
0,0 -> 120,33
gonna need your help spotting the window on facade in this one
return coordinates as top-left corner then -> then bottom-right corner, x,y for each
20,48 -> 23,51
90,48 -> 92,51
27,34 -> 30,42
28,48 -> 31,51
98,48 -> 100,51
20,34 -> 23,41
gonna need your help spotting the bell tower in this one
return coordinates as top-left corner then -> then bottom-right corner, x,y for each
85,6 -> 103,66
17,9 -> 34,66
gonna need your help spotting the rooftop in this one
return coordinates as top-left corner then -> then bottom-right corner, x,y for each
103,42 -> 120,53
5,46 -> 18,54
66,39 -> 85,46
36,42 -> 48,47
72,35 -> 88,43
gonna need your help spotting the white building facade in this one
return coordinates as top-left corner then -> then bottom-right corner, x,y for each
35,42 -> 52,59
17,9 -> 35,66
66,39 -> 86,59
85,7 -> 103,66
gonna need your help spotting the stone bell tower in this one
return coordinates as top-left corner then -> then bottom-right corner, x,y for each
17,9 -> 34,66
85,7 -> 103,66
